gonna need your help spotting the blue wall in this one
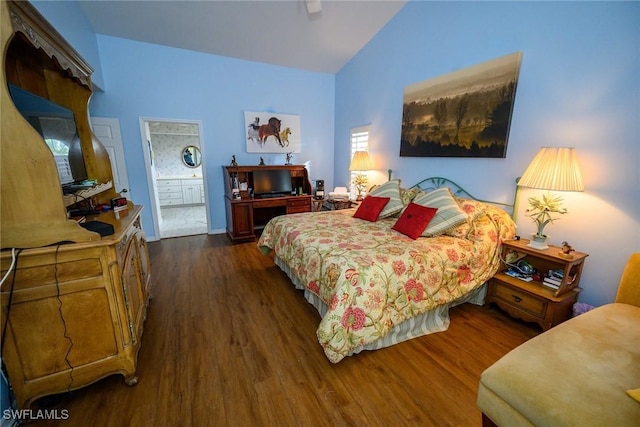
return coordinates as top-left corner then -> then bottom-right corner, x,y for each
21,0 -> 640,306
31,1 -> 104,90
89,36 -> 335,237
335,1 -> 640,307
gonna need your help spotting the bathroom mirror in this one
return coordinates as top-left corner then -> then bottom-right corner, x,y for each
182,145 -> 201,168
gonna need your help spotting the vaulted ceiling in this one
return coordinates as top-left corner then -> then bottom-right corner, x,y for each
78,0 -> 408,74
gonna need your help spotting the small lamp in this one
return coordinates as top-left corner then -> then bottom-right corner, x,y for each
516,147 -> 584,250
349,151 -> 372,201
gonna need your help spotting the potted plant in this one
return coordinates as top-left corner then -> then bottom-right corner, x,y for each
525,193 -> 567,249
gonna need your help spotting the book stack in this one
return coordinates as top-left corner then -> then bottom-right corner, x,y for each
543,269 -> 575,290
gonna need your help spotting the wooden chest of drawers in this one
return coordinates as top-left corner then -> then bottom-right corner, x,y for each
0,206 -> 151,409
486,239 -> 587,331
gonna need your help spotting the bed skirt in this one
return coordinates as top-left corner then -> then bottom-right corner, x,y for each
274,255 -> 487,358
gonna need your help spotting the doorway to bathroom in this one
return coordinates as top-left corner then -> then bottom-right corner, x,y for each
140,118 -> 209,239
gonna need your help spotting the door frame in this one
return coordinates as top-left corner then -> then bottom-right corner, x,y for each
138,117 -> 210,240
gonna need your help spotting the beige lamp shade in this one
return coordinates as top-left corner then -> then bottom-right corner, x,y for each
517,147 -> 584,192
349,151 -> 372,171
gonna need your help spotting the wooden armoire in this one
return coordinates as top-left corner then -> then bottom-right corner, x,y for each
0,1 -> 151,409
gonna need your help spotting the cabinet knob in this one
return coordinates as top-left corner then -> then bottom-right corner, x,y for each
512,295 -> 522,303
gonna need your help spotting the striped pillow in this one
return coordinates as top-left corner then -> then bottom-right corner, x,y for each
369,179 -> 404,218
412,188 -> 469,237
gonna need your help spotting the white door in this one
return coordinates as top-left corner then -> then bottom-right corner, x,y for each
91,117 -> 131,199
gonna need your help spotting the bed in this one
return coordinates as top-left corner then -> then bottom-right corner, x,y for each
257,177 -> 516,363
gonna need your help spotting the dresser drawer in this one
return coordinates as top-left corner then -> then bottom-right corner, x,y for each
492,281 -> 547,318
157,185 -> 182,193
159,193 -> 184,207
157,179 -> 182,187
287,198 -> 310,208
160,198 -> 184,206
287,206 -> 310,214
159,192 -> 182,200
287,198 -> 310,214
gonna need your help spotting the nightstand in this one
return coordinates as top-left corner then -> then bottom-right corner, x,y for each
486,238 -> 589,330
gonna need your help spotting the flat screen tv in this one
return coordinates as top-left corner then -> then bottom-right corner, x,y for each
8,84 -> 88,186
253,169 -> 292,196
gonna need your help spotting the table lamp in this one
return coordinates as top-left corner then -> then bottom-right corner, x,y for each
349,151 -> 372,201
516,147 -> 584,249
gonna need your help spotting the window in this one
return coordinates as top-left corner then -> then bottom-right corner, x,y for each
45,138 -> 70,155
349,125 -> 370,198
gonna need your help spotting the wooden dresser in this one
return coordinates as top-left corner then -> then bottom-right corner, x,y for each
0,1 -> 151,409
0,207 -> 151,409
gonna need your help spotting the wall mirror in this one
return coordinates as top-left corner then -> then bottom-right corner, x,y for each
182,145 -> 201,168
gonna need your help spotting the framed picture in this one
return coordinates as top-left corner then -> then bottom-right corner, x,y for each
245,111 -> 301,153
400,52 -> 522,158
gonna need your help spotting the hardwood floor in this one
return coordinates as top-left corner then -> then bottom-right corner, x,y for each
31,234 -> 539,426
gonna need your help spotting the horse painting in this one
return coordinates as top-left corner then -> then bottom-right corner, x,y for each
279,127 -> 292,147
245,111 -> 300,153
258,117 -> 282,145
247,117 -> 260,142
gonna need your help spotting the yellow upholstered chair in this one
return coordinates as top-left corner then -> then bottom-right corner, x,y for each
615,253 -> 640,307
477,253 -> 640,426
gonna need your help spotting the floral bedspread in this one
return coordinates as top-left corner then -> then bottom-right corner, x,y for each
257,200 -> 515,363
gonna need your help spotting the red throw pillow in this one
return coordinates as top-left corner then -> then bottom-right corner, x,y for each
353,195 -> 391,222
392,202 -> 438,239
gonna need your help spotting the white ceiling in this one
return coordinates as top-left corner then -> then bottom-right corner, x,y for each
77,0 -> 408,74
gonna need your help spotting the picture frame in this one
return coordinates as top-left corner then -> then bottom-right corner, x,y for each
245,111 -> 301,153
400,52 -> 522,158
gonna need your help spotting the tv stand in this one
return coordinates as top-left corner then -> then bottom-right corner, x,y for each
223,165 -> 312,241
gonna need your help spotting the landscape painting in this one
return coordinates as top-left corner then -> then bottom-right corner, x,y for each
400,52 -> 522,158
245,111 -> 301,154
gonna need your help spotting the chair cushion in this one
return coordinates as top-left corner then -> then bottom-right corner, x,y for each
477,303 -> 640,426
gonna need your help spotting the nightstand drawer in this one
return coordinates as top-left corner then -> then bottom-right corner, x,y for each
493,281 -> 547,318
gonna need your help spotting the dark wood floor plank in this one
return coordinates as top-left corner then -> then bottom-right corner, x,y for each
29,234 -> 538,426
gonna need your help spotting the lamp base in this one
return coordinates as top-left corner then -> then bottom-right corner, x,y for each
527,234 -> 549,250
